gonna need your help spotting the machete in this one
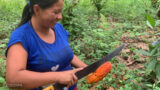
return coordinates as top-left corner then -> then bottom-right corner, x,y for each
43,44 -> 125,90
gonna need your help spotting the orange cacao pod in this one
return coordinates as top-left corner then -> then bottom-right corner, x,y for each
86,62 -> 112,84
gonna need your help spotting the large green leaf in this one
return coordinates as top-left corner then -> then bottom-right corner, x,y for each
156,62 -> 160,81
146,59 -> 157,74
150,46 -> 158,56
134,49 -> 150,56
146,14 -> 156,30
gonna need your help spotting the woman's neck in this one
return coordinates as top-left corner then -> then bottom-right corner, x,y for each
30,16 -> 50,36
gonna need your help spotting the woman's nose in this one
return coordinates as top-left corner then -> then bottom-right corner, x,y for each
57,13 -> 62,20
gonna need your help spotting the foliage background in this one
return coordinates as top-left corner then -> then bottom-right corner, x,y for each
0,0 -> 159,90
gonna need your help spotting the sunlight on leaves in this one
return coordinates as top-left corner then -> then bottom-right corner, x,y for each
146,14 -> 156,30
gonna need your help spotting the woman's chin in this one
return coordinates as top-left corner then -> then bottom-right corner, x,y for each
51,23 -> 56,27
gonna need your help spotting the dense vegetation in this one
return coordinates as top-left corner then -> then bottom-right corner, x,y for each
0,0 -> 159,90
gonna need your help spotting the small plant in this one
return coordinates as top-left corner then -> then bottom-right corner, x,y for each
135,14 -> 160,89
0,58 -> 9,90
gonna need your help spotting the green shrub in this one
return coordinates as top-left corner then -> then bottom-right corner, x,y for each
102,0 -> 152,21
61,0 -> 99,39
0,0 -> 25,39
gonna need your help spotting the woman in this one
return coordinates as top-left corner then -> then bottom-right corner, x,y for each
5,0 -> 87,90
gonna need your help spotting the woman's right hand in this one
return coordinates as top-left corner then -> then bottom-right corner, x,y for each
56,68 -> 83,87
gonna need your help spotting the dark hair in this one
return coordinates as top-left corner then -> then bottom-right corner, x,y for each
18,0 -> 58,27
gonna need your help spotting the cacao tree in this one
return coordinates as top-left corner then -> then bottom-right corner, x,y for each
91,0 -> 107,18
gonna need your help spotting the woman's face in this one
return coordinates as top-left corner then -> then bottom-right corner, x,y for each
35,0 -> 63,28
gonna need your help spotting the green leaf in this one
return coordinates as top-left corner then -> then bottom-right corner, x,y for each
100,13 -> 106,21
145,84 -> 153,87
0,44 -> 6,48
146,14 -> 155,30
146,60 -> 157,74
134,49 -> 150,56
155,20 -> 160,26
155,33 -> 160,35
149,45 -> 155,51
130,32 -> 135,37
0,77 -> 5,84
150,47 -> 158,56
156,63 -> 160,81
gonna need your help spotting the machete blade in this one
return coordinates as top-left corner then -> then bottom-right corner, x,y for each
75,44 -> 125,79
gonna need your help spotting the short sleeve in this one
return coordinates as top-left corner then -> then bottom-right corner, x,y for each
5,29 -> 29,57
57,23 -> 69,39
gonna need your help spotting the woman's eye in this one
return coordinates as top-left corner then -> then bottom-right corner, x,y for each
53,10 -> 62,14
53,11 -> 58,14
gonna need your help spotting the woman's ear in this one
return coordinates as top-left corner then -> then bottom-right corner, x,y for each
33,4 -> 41,16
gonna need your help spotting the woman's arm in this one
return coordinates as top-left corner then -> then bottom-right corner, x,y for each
71,55 -> 88,68
6,43 -> 81,89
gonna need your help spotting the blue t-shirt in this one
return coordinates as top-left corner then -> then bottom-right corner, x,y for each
6,21 -> 76,90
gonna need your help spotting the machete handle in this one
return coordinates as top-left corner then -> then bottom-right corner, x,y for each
43,85 -> 55,90
42,70 -> 83,90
